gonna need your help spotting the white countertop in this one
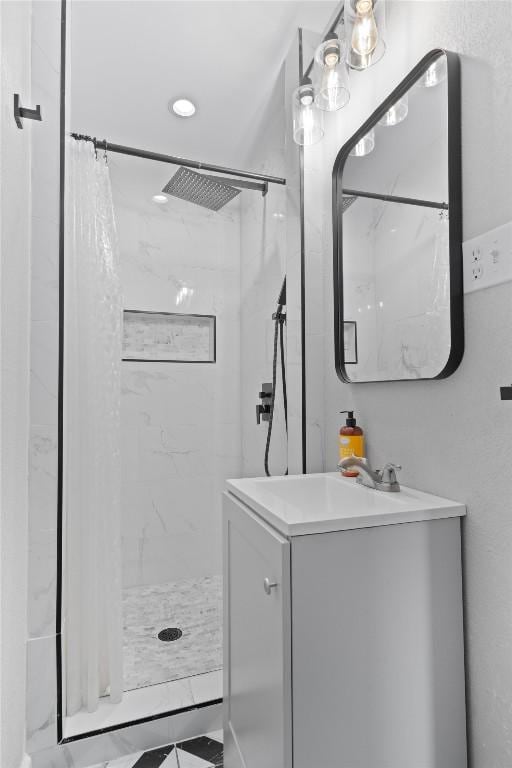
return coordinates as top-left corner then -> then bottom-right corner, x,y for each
226,472 -> 466,537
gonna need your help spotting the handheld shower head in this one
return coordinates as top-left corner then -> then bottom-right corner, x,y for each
277,277 -> 286,307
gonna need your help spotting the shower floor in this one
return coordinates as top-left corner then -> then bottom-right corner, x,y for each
122,575 -> 222,691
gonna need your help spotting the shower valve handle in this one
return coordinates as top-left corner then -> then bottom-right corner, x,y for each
263,577 -> 278,595
256,404 -> 271,425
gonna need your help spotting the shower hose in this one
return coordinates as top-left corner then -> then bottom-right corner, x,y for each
264,301 -> 288,477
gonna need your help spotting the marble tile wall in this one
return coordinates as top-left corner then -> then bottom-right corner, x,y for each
239,61 -> 301,480
113,190 -> 242,587
286,27 -> 327,475
343,200 -> 451,381
239,184 -> 288,478
282,32 -> 303,476
239,74 -> 288,477
303,134 -> 329,474
26,0 -> 61,755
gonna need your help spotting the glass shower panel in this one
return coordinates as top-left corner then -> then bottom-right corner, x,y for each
111,153 -> 242,692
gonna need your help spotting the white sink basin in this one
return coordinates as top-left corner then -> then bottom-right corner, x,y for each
226,472 -> 465,536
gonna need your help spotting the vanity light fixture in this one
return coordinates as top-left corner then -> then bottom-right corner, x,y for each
378,94 -> 409,126
349,127 -> 375,157
314,33 -> 350,112
171,98 -> 196,117
345,0 -> 386,70
292,76 -> 324,146
290,3 -> 386,145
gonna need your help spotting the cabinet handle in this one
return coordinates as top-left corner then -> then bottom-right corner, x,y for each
263,577 -> 278,595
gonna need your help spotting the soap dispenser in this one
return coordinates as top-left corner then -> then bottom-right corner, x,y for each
339,411 -> 365,477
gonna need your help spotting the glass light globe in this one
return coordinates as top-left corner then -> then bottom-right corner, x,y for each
292,80 -> 324,146
349,128 -> 375,157
314,36 -> 350,112
378,94 -> 408,126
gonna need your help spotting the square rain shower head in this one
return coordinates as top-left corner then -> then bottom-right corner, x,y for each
162,166 -> 241,211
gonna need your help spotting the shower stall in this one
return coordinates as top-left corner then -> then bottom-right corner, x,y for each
61,134 -> 289,735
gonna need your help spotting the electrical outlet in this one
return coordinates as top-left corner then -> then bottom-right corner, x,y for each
463,221 -> 512,293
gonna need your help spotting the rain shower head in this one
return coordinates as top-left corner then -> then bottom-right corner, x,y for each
342,195 -> 358,211
162,166 -> 241,211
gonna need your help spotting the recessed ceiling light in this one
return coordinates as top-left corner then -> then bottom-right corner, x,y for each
171,98 -> 196,118
152,194 -> 168,204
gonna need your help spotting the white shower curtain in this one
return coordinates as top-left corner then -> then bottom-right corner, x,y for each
64,138 -> 124,714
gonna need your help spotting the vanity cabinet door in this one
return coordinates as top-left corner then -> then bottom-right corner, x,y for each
223,492 -> 292,768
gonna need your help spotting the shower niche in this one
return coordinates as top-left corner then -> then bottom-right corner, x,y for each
333,49 -> 463,383
122,310 -> 217,363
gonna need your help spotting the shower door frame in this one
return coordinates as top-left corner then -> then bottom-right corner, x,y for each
54,0 -> 304,746
55,3 -> 222,743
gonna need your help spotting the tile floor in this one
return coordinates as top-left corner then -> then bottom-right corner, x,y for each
88,732 -> 223,768
63,669 -> 222,738
64,575 -> 223,738
123,576 -> 222,691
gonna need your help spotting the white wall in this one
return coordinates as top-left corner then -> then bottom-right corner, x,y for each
0,3 -> 32,767
303,2 -> 512,764
113,186 -> 242,587
25,0 -> 62,755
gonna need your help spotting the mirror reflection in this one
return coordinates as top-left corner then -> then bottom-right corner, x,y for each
336,51 -> 461,382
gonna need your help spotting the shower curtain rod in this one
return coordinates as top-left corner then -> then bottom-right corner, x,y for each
342,187 -> 449,210
69,133 -> 286,190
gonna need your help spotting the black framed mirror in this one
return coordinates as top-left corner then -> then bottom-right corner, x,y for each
333,49 -> 463,383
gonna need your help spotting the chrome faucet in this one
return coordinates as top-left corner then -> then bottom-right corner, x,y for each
337,456 -> 402,492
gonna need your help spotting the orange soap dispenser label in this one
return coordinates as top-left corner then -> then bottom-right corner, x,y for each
339,434 -> 365,461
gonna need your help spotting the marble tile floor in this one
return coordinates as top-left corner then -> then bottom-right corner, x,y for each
123,576 -> 222,691
87,732 -> 223,768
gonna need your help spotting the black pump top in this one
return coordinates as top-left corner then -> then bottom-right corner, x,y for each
340,410 -> 357,427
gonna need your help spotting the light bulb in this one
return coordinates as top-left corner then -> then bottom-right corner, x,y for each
323,42 -> 340,68
301,105 -> 316,142
351,0 -> 378,57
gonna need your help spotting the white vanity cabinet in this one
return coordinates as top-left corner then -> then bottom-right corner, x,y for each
223,473 -> 467,768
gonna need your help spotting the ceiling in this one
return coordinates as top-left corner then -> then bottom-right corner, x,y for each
68,0 -> 338,171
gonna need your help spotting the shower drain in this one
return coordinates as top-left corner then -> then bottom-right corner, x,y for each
158,627 -> 183,642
